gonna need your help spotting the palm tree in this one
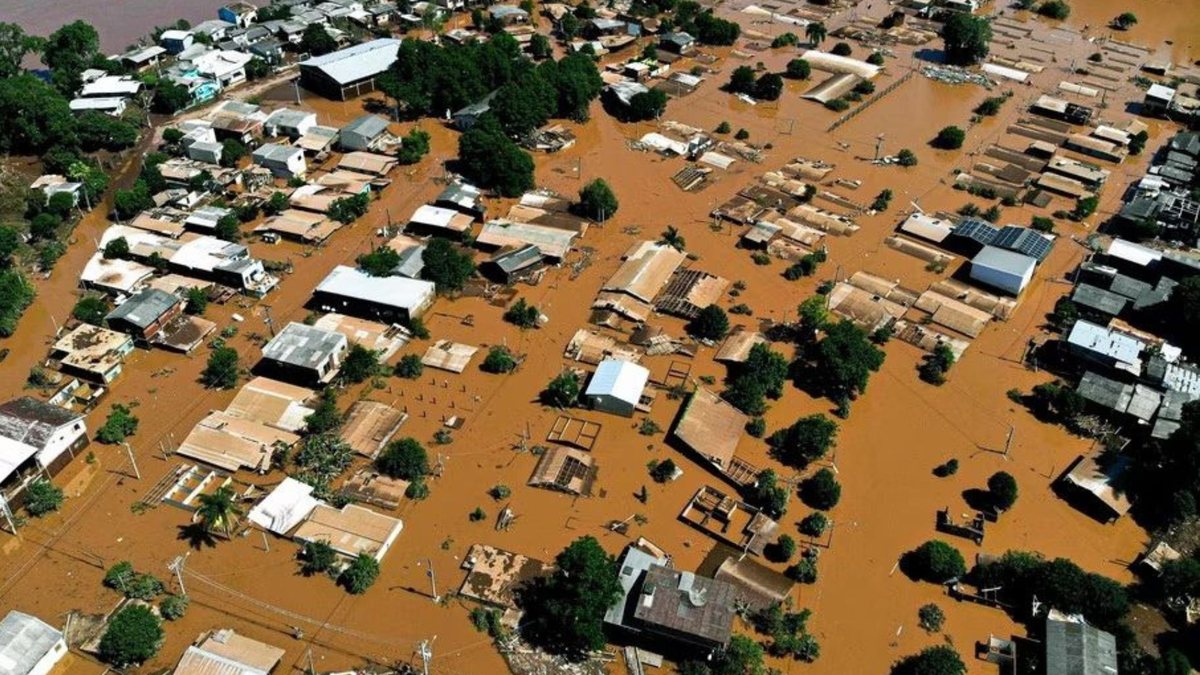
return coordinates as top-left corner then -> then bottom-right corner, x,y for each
195,486 -> 242,536
806,22 -> 827,47
658,226 -> 686,252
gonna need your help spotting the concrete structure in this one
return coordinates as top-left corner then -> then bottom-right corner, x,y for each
252,143 -> 307,179
299,38 -> 401,100
259,322 -> 349,386
248,477 -> 320,535
969,245 -> 1036,295
0,611 -> 67,675
312,265 -> 436,324
50,324 -> 135,384
585,359 -> 650,417
1065,320 -> 1145,377
105,288 -> 184,341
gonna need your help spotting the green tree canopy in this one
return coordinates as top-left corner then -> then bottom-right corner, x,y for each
577,178 -> 618,221
201,346 -> 240,389
72,295 -> 108,325
987,471 -> 1019,510
357,246 -> 401,277
0,75 -> 77,155
902,540 -> 966,583
933,125 -> 966,150
457,115 -> 535,197
421,237 -> 476,292
519,536 -> 623,660
542,371 -> 580,407
98,605 -> 163,667
769,414 -> 838,469
300,24 -> 337,55
0,22 -> 38,79
339,553 -> 380,594
688,304 -> 730,341
376,437 -> 430,481
891,645 -> 966,675
801,467 -> 842,510
798,320 -> 885,405
339,344 -> 381,384
941,13 -> 991,65
42,20 -> 100,95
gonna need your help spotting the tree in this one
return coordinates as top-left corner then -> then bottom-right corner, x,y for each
799,512 -> 828,537
769,414 -> 838,469
0,75 -> 76,155
891,645 -> 965,675
519,536 -> 623,660
183,287 -> 208,316
113,182 -> 153,219
421,238 -> 476,292
723,344 -> 789,415
767,534 -> 797,563
682,634 -> 768,675
300,540 -> 338,576
504,298 -> 540,328
491,69 -> 556,136
649,458 -> 678,483
728,66 -> 757,95
1072,195 -> 1099,220
897,148 -> 918,166
482,346 -> 518,373
24,479 -> 64,517
457,115 -> 535,197
397,128 -> 431,165
201,346 -> 240,389
300,24 -> 337,56
97,404 -> 139,444
578,179 -> 618,221
801,468 -> 841,510
340,553 -> 380,594
395,354 -> 424,379
0,225 -> 19,267
340,344 -> 381,384
902,540 -> 966,583
327,193 -> 370,224
987,471 -> 1019,510
1038,0 -> 1071,19
152,80 -> 191,114
933,126 -> 966,150
830,42 -> 852,56
941,13 -> 992,66
72,295 -> 108,325
786,58 -> 811,79
918,343 -> 956,384
0,22 -> 37,79
799,320 -> 886,405
688,304 -> 729,341
355,246 -> 400,277
296,391 -> 339,437
196,486 -> 242,536
214,213 -> 241,242
1112,12 -> 1137,29
658,226 -> 686,251
749,469 -> 789,518
159,594 -> 189,620
754,73 -> 784,101
867,51 -> 886,65
542,371 -> 580,407
42,21 -> 100,95
75,112 -> 139,152
0,270 -> 35,337
625,89 -> 668,122
376,437 -> 429,480
530,34 -> 552,59
797,295 -> 829,338
805,21 -> 827,46
98,605 -> 163,667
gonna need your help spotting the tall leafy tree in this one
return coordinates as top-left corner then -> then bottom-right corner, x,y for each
519,536 -> 622,660
941,13 -> 992,65
457,115 -> 535,196
42,20 -> 100,95
196,486 -> 242,536
421,238 -> 476,292
0,22 -> 38,79
0,75 -> 77,154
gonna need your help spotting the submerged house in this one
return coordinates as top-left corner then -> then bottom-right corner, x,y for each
0,398 -> 88,503
585,359 -> 650,417
258,322 -> 349,386
299,38 -> 401,100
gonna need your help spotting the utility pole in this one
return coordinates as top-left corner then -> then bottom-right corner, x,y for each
416,637 -> 436,675
874,133 -> 885,161
168,553 -> 189,595
123,442 -> 141,480
264,306 -> 276,337
425,559 -> 439,602
0,494 -> 18,537
1003,425 -> 1015,459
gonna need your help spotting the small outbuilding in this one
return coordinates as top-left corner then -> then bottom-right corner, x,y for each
259,322 -> 348,386
585,359 -> 650,417
969,245 -> 1036,295
312,265 -> 436,324
252,143 -> 306,179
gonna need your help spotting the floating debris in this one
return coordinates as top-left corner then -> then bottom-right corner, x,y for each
921,64 -> 994,88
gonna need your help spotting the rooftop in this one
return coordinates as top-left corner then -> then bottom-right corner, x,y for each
586,359 -> 650,406
292,503 -> 403,561
0,611 -> 63,675
261,322 -> 347,370
1044,613 -> 1118,675
174,630 -> 285,675
315,265 -> 435,311
672,388 -> 746,469
300,38 -> 401,85
105,289 -> 181,330
632,564 -> 738,647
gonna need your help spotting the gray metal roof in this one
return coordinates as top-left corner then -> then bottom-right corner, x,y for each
300,38 -> 401,85
1071,284 -> 1127,316
253,143 -> 302,163
1044,615 -> 1117,675
632,564 -> 738,647
0,611 -> 63,675
393,245 -> 426,279
106,289 -> 180,330
0,398 -> 83,450
489,244 -> 542,274
342,114 -> 390,139
605,547 -> 667,626
262,322 -> 346,368
971,245 -> 1037,276
1076,371 -> 1133,412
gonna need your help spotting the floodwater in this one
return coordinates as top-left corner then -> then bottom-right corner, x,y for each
0,3 -> 1187,675
0,0 -> 228,52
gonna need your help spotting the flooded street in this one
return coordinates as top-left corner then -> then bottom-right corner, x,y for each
0,0 -> 228,52
0,2 -> 1187,674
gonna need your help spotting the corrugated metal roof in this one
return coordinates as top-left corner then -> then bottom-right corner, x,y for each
0,611 -> 62,675
585,359 -> 649,405
300,38 -> 401,85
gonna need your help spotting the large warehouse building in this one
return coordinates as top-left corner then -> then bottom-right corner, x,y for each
299,38 -> 401,100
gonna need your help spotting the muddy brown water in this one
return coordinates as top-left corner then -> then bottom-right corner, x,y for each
0,0 -> 229,53
0,5 -> 1187,675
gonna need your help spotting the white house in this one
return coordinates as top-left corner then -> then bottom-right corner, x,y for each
0,398 -> 88,499
585,359 -> 650,417
252,143 -> 307,179
159,29 -> 195,54
0,611 -> 67,675
264,108 -> 319,139
248,477 -> 319,535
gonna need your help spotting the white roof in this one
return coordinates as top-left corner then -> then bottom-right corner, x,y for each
315,265 -> 435,311
1146,84 -> 1176,101
898,212 -> 953,243
80,252 -> 154,293
0,436 -> 38,485
1106,238 -> 1162,267
79,76 -> 141,97
1067,320 -> 1144,365
409,204 -> 462,228
300,38 -> 401,85
981,63 -> 1029,83
586,359 -> 650,405
640,132 -> 689,156
799,50 -> 881,79
160,29 -> 193,40
0,612 -> 62,675
248,477 -> 319,535
70,97 -> 126,111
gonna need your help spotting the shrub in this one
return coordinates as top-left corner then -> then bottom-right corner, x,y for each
649,458 -> 677,483
395,354 -> 424,379
470,506 -> 487,522
735,128 -> 750,140
824,98 -> 850,112
933,126 -> 966,150
933,458 -> 959,477
902,540 -> 966,583
918,603 -> 945,632
490,484 -> 511,500
98,605 -> 163,667
504,298 -> 540,328
830,42 -> 852,56
638,418 -> 661,436
787,558 -> 817,583
867,51 -> 885,66
160,594 -> 189,620
801,468 -> 841,510
24,479 -> 64,516
799,512 -> 828,537
376,438 -> 429,481
1037,0 -> 1070,20
896,148 -> 918,166
339,553 -> 380,594
541,371 -> 580,407
1031,216 -> 1055,232
715,121 -> 731,133
96,404 -> 139,444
